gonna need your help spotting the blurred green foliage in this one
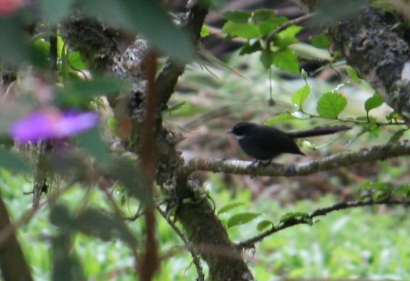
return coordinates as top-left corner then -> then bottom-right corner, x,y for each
3,169 -> 410,280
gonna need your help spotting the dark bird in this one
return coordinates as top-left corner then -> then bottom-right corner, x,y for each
228,122 -> 350,164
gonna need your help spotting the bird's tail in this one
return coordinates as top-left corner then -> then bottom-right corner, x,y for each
287,126 -> 351,139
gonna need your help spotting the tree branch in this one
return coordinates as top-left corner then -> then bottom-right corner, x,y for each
183,140 -> 410,176
237,199 -> 410,249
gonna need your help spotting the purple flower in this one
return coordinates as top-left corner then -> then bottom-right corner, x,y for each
10,109 -> 99,143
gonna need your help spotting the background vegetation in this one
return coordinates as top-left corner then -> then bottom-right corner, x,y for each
1,0 -> 410,280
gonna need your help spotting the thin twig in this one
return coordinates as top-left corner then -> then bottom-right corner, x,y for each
156,207 -> 205,281
266,13 -> 316,48
237,199 -> 410,249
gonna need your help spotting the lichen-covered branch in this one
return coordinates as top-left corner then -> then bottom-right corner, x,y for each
183,140 -> 410,176
293,1 -> 410,119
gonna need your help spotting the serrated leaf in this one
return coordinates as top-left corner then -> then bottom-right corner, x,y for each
309,33 -> 331,49
364,93 -> 384,113
291,85 -> 311,108
264,113 -> 303,125
256,220 -> 274,231
227,212 -> 261,228
217,202 -> 245,215
389,128 -> 407,142
316,92 -> 347,118
275,25 -> 302,47
272,48 -> 299,74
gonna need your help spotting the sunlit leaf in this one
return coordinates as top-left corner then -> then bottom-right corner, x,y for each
222,22 -> 260,39
273,48 -> 299,74
275,25 -> 302,47
346,67 -> 361,83
291,85 -> 311,108
264,113 -> 304,125
317,92 -> 347,118
364,93 -> 384,113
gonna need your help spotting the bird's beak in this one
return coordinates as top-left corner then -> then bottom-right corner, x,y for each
227,130 -> 233,134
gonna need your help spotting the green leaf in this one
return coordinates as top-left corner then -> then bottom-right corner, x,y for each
28,39 -> 51,69
67,52 -> 87,69
357,181 -> 391,191
222,22 -> 260,39
55,76 -> 128,109
0,149 -> 31,173
251,9 -> 278,24
0,17 -> 28,66
256,220 -> 274,231
279,212 -> 309,224
309,33 -> 331,48
316,92 -> 347,118
239,41 -> 262,55
227,212 -> 261,228
291,85 -> 311,108
200,26 -> 210,38
107,158 -> 152,205
389,128 -> 407,142
223,11 -> 251,23
75,128 -> 110,164
394,184 -> 410,197
260,49 -> 274,69
217,202 -> 245,215
50,204 -> 73,228
272,48 -> 299,74
76,208 -> 137,245
264,113 -> 301,125
275,25 -> 302,47
364,93 -> 384,113
80,0 -> 193,63
346,67 -> 361,83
